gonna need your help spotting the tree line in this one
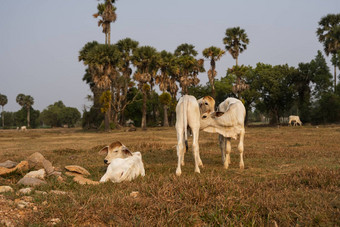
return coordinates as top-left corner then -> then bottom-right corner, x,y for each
80,0 -> 340,129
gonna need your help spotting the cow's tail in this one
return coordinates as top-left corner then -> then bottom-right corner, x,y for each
183,95 -> 188,152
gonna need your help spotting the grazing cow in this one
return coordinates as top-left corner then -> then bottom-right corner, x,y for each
200,98 -> 246,169
20,126 -> 27,131
175,95 -> 202,176
98,141 -> 145,183
197,96 -> 215,114
288,115 -> 302,126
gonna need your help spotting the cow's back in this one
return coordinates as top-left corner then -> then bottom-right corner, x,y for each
176,95 -> 200,129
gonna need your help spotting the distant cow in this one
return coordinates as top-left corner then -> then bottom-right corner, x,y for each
175,95 -> 203,176
200,97 -> 246,169
20,126 -> 27,131
288,115 -> 302,126
98,141 -> 145,183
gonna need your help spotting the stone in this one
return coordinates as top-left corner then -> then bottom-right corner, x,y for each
73,175 -> 99,185
26,152 -> 46,169
24,169 -> 45,180
18,188 -> 33,195
0,160 -> 18,168
65,171 -> 83,178
64,165 -> 91,176
0,186 -> 14,193
130,191 -> 139,198
35,190 -> 48,195
42,159 -> 55,175
17,177 -> 46,186
0,161 -> 29,176
50,190 -> 67,195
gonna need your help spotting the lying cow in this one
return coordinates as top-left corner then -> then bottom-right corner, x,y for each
175,95 -> 203,176
200,97 -> 246,169
98,141 -> 145,183
288,115 -> 302,126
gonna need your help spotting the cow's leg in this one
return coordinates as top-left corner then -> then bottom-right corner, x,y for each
176,130 -> 185,176
238,128 -> 245,169
224,138 -> 231,169
219,134 -> 226,164
192,127 -> 201,173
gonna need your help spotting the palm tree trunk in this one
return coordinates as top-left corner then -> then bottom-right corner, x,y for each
334,65 -> 337,92
104,112 -> 110,131
108,25 -> 111,45
236,57 -> 238,66
1,106 -> 4,128
163,104 -> 169,127
141,89 -> 147,130
27,107 -> 30,128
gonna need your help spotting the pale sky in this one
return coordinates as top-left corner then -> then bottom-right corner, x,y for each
1,0 -> 339,112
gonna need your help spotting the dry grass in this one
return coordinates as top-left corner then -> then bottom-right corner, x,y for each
0,125 -> 339,226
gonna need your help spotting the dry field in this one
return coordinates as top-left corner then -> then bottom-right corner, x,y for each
0,125 -> 339,226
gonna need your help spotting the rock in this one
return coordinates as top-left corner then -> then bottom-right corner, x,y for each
26,152 -> 46,169
42,159 -> 55,175
35,190 -> 47,195
64,165 -> 91,176
0,161 -> 29,176
50,171 -> 62,177
0,186 -> 14,193
24,169 -> 45,180
17,177 -> 46,186
50,190 -> 67,195
18,188 -> 33,195
0,160 -> 18,168
73,175 -> 99,185
130,191 -> 139,198
65,171 -> 83,177
15,199 -> 30,209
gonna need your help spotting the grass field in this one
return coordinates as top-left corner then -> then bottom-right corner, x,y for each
0,125 -> 339,226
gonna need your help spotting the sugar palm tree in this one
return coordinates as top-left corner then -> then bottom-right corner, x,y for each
223,27 -> 249,66
93,0 -> 117,45
16,94 -> 34,128
202,46 -> 225,98
316,13 -> 340,91
132,46 -> 159,130
174,44 -> 204,94
0,94 -> 8,128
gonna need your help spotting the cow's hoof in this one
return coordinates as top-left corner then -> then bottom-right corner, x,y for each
176,170 -> 182,176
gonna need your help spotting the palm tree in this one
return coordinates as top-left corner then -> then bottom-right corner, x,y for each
202,46 -> 225,98
0,94 -> 8,128
316,14 -> 340,91
174,44 -> 205,94
93,0 -> 117,45
132,46 -> 159,130
116,38 -> 139,124
16,94 -> 34,128
223,27 -> 249,66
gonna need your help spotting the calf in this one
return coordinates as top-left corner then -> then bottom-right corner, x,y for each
175,95 -> 202,176
98,141 -> 145,183
200,98 -> 246,169
197,96 -> 215,114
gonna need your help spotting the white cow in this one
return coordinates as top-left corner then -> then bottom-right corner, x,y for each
175,95 -> 202,176
197,96 -> 215,114
288,115 -> 302,126
98,141 -> 145,183
200,97 -> 246,169
20,126 -> 27,131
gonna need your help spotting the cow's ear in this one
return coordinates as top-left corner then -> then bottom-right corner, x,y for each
215,112 -> 224,117
98,146 -> 109,155
122,146 -> 133,156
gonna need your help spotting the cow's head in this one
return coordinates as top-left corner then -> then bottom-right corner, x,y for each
98,141 -> 132,164
198,96 -> 215,114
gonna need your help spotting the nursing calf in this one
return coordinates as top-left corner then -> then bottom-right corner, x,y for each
200,98 -> 246,169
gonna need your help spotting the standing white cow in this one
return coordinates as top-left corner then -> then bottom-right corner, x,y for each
288,115 -> 302,126
175,95 -> 203,176
200,98 -> 246,169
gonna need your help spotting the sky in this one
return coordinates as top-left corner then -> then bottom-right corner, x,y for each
1,0 -> 339,112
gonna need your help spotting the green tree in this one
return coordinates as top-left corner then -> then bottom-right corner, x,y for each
0,94 -> 8,128
16,94 -> 34,128
202,46 -> 225,98
132,46 -> 159,130
223,27 -> 249,66
316,13 -> 340,91
93,0 -> 117,45
40,101 -> 80,127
